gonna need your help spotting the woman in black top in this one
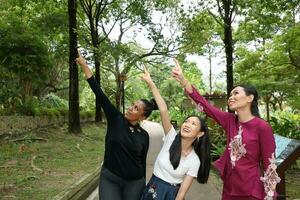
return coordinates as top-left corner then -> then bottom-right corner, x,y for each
76,54 -> 158,200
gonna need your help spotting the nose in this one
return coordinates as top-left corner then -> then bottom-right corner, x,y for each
128,106 -> 133,112
183,122 -> 191,127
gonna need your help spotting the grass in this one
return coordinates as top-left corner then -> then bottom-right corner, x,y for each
0,123 -> 105,200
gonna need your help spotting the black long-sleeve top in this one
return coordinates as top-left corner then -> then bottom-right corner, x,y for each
87,76 -> 149,180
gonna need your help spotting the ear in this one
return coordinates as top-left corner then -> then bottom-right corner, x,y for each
247,94 -> 254,103
197,131 -> 204,138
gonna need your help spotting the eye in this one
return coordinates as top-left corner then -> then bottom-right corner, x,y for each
230,91 -> 238,96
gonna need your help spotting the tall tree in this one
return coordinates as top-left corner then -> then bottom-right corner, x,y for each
68,0 -> 81,133
80,0 -> 179,112
179,11 -> 222,94
78,0 -> 114,122
195,0 -> 236,97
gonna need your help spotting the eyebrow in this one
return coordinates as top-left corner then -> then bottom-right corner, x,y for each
230,89 -> 238,94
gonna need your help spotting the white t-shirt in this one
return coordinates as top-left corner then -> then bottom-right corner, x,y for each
153,126 -> 200,184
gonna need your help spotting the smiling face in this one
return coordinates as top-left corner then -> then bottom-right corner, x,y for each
124,100 -> 146,122
180,116 -> 203,139
228,86 -> 254,112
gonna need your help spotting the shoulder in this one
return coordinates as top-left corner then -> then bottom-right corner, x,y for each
254,117 -> 273,130
163,126 -> 177,142
253,118 -> 274,138
139,126 -> 149,135
189,150 -> 201,166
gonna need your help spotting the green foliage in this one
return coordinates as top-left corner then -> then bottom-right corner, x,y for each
0,16 -> 52,84
207,119 -> 226,160
80,110 -> 95,120
16,97 -> 40,116
0,0 -> 69,115
179,11 -> 221,55
269,111 -> 300,140
41,93 -> 68,109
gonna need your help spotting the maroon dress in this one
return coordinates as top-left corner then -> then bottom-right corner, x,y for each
187,86 -> 280,200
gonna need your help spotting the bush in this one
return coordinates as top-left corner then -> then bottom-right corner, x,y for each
16,97 -> 40,116
208,119 -> 227,161
41,93 -> 68,109
38,108 -> 61,119
269,111 -> 300,140
80,110 -> 94,120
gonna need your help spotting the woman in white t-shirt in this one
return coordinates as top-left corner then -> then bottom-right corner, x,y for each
140,67 -> 211,200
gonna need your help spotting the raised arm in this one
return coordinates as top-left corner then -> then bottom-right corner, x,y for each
171,58 -> 232,130
75,52 -> 119,119
141,67 -> 172,134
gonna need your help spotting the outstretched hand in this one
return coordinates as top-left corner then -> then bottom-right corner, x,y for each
75,50 -> 86,66
140,65 -> 154,85
75,49 -> 93,78
171,58 -> 184,83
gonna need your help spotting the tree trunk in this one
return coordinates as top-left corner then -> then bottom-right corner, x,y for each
68,0 -> 81,134
223,5 -> 234,98
94,53 -> 102,122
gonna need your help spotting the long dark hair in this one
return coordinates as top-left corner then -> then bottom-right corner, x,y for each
169,115 -> 211,184
140,98 -> 158,118
235,85 -> 260,118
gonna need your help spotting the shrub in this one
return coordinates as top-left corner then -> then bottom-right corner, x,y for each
16,97 -> 40,116
41,93 -> 68,109
208,119 -> 227,161
269,111 -> 300,140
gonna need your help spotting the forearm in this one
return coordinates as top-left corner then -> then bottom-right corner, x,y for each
175,191 -> 186,200
80,63 -> 93,79
147,81 -> 167,112
180,78 -> 192,93
146,80 -> 171,133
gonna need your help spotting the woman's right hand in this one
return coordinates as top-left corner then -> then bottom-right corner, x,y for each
171,58 -> 190,87
140,65 -> 154,85
171,58 -> 192,92
75,51 -> 87,66
75,50 -> 93,79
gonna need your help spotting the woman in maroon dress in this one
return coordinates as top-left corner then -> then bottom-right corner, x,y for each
171,59 -> 280,200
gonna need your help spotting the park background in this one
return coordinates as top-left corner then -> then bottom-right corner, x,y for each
0,0 -> 299,199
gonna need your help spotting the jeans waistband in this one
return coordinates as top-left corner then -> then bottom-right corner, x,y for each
152,174 -> 181,187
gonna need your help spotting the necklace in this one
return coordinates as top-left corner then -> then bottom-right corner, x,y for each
128,125 -> 141,133
182,149 -> 192,157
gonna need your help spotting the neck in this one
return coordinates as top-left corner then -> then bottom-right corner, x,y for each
127,119 -> 139,125
181,138 -> 194,153
236,108 -> 255,123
